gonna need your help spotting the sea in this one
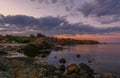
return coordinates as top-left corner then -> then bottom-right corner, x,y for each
42,44 -> 120,74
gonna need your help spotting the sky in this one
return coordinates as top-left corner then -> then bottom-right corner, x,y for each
0,0 -> 120,43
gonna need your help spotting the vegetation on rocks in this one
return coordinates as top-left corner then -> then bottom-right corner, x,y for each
19,41 -> 52,57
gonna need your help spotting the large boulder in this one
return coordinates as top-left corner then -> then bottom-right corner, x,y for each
103,73 -> 118,78
19,41 -> 52,57
0,58 -> 14,78
0,57 -> 43,78
0,57 -> 64,78
66,64 -> 79,74
9,59 -> 42,78
79,63 -> 94,78
64,63 -> 94,78
94,73 -> 119,78
59,58 -> 66,64
0,57 -> 119,78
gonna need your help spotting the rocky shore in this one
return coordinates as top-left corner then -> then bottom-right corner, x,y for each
0,57 -> 119,78
0,43 -> 119,78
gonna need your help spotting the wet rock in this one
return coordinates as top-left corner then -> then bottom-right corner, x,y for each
19,42 -> 52,58
66,64 -> 79,74
94,73 -> 103,78
0,58 -> 14,78
57,64 -> 65,73
59,58 -> 66,64
88,60 -> 92,63
44,65 -> 64,78
8,57 -> 43,78
54,56 -> 57,58
0,57 -> 44,78
76,54 -> 80,58
64,72 -> 78,78
94,73 -> 119,78
0,57 -> 64,78
71,73 -> 78,78
65,63 -> 94,78
103,73 -> 118,78
0,57 -> 119,78
79,63 -> 94,78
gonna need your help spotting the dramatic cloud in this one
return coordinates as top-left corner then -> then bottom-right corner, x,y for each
0,14 -> 120,35
79,0 -> 120,24
53,23 -> 120,35
0,15 -> 67,29
80,0 -> 120,17
53,23 -> 97,34
30,0 -> 120,24
38,16 -> 68,30
0,15 -> 38,26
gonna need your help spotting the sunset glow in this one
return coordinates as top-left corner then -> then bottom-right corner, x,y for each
0,0 -> 120,43
55,33 -> 120,43
0,0 -> 120,77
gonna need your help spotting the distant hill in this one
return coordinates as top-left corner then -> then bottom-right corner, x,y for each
31,35 -> 100,46
17,33 -> 99,57
0,33 -> 100,45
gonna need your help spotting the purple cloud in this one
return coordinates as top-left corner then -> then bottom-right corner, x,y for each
0,14 -> 120,35
79,0 -> 120,24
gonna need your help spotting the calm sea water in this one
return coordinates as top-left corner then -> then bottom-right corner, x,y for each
41,44 -> 120,74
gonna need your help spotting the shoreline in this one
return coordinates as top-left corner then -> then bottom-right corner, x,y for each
0,43 -> 120,78
0,57 -> 119,78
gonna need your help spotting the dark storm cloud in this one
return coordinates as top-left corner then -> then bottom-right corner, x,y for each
0,15 -> 67,30
79,0 -> 120,24
0,14 -> 120,35
52,23 -> 120,34
94,0 -> 120,17
38,16 -> 68,30
0,15 -> 38,26
53,23 -> 97,34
